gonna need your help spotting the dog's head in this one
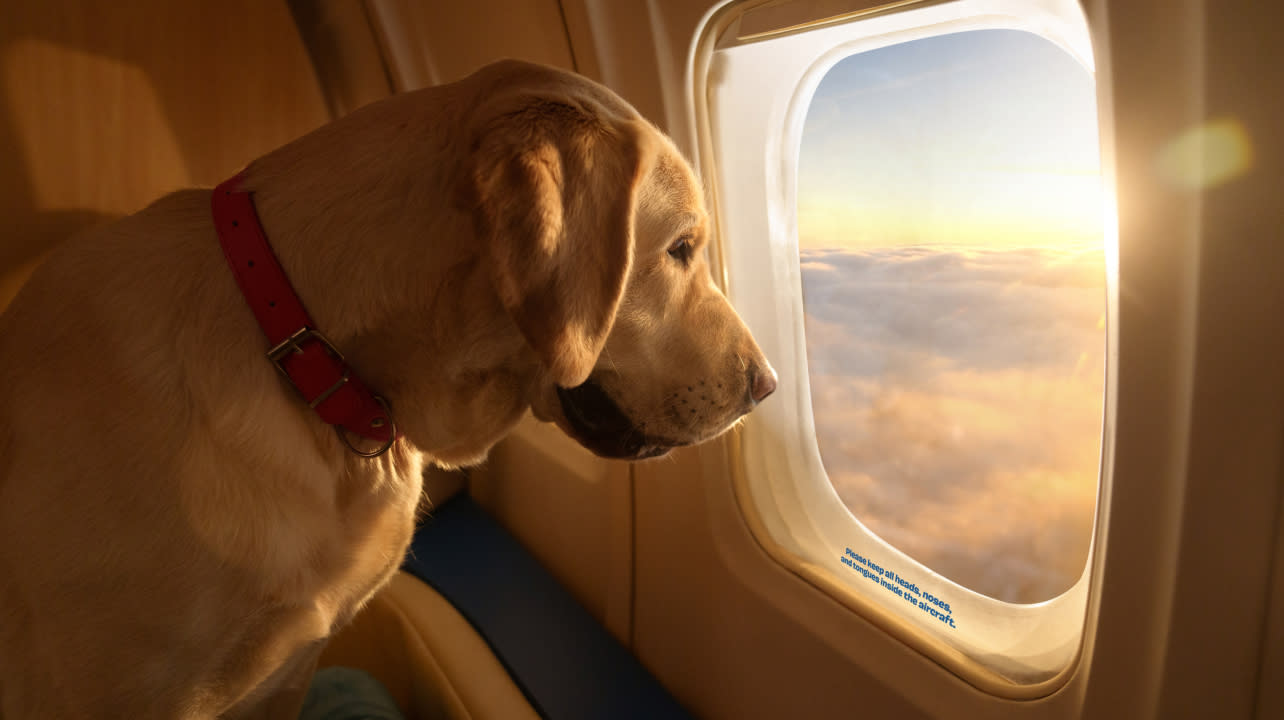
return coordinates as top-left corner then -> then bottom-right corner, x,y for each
467,62 -> 775,460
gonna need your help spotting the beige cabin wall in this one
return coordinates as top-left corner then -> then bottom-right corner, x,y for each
369,0 -> 575,89
0,0 -> 332,314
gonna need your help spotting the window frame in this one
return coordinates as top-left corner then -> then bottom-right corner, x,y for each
687,0 -> 1116,696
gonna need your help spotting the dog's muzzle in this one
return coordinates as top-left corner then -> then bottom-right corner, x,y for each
556,381 -> 673,460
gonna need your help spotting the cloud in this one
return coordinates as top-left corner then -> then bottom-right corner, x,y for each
802,245 -> 1105,603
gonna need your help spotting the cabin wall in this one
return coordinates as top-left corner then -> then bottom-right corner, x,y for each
370,0 -> 574,89
0,0 -> 331,313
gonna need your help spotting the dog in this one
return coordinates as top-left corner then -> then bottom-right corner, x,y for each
0,59 -> 775,718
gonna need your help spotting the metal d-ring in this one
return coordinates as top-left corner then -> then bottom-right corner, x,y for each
336,395 -> 397,458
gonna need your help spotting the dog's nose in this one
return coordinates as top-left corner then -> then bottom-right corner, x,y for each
749,363 -> 778,404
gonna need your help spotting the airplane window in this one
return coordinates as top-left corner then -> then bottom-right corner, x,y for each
796,29 -> 1105,604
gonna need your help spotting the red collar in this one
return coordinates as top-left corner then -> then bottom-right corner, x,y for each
211,173 -> 397,457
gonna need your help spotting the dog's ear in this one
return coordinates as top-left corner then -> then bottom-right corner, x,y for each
468,97 -> 648,388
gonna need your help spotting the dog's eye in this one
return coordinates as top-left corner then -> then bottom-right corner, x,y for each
667,233 -> 695,264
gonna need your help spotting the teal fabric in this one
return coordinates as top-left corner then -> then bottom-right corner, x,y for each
299,667 -> 405,720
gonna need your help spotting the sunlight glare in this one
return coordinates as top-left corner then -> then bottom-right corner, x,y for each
1155,117 -> 1253,190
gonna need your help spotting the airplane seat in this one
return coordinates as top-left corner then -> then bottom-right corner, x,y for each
318,570 -> 541,720
319,466 -> 534,719
318,469 -> 693,720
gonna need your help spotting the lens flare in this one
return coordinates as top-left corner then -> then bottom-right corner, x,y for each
1155,118 -> 1254,190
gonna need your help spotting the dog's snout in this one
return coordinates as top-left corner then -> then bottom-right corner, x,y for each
748,363 -> 778,404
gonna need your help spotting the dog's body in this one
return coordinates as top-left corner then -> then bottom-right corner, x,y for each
0,60 -> 773,718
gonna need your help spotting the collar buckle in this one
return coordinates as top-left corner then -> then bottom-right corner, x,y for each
267,326 -> 350,409
267,325 -> 344,364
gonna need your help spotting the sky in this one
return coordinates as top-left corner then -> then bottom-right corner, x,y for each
797,30 -> 1107,603
798,29 -> 1103,250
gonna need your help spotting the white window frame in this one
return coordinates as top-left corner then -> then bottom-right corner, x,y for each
687,0 -> 1116,695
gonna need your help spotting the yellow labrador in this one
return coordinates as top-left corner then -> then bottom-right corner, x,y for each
0,60 -> 774,718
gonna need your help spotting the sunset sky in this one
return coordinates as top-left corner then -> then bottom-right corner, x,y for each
797,29 -> 1102,250
796,29 -> 1107,603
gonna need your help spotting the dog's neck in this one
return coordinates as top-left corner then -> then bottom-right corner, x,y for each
231,89 -> 545,465
240,90 -> 469,344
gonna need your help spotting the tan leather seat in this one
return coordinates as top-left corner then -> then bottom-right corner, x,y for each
320,571 -> 541,720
